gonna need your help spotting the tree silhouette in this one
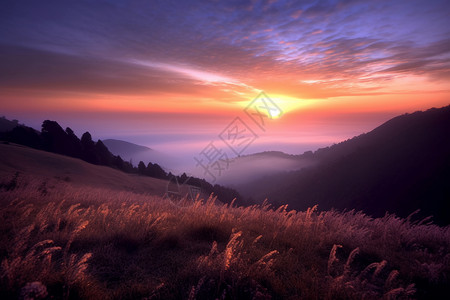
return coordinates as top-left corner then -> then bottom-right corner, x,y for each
41,120 -> 70,155
179,172 -> 188,183
4,126 -> 41,148
65,127 -> 82,158
138,161 -> 146,174
122,161 -> 136,173
81,132 -> 98,164
95,139 -> 113,166
113,155 -> 125,170
146,162 -> 167,179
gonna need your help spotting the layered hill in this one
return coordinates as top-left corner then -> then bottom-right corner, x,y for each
102,138 -> 177,170
212,151 -> 315,186
240,105 -> 450,225
102,139 -> 156,162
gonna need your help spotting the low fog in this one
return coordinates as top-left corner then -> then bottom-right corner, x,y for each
199,152 -> 316,187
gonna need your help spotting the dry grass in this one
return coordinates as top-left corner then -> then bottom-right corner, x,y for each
1,174 -> 449,299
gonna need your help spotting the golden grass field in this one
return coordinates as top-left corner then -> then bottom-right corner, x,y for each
1,143 -> 449,299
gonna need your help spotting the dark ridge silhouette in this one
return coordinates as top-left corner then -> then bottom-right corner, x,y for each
103,138 -> 153,154
242,105 -> 450,225
41,120 -> 71,155
0,117 -> 23,132
2,126 -> 41,149
0,118 -> 242,205
65,127 -> 83,158
80,132 -> 98,164
144,162 -> 167,179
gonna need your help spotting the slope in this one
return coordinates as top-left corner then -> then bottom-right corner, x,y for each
244,105 -> 450,225
0,142 -> 168,196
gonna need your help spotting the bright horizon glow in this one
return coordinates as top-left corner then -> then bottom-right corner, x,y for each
0,0 -> 449,165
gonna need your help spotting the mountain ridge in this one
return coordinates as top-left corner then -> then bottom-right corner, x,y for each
103,138 -> 153,153
238,105 -> 450,225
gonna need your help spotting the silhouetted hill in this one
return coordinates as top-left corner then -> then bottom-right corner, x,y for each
103,139 -> 153,154
0,142 -> 168,195
242,105 -> 450,225
103,138 -> 175,168
0,116 -> 36,132
0,117 -> 19,132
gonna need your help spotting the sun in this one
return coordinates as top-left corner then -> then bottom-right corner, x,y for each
268,107 -> 282,119
234,93 -> 305,118
266,95 -> 305,117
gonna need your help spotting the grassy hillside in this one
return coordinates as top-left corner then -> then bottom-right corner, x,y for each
0,143 -> 168,195
1,150 -> 449,299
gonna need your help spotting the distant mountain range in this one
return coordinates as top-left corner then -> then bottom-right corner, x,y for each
102,139 -> 177,171
237,105 -> 450,225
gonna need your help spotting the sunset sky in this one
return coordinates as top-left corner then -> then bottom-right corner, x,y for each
1,0 -> 449,172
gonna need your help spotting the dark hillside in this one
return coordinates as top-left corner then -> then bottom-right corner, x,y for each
246,106 -> 450,225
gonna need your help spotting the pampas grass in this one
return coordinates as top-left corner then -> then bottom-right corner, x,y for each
0,173 -> 449,299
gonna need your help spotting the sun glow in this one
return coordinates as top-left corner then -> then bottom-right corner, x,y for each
235,94 -> 306,118
268,106 -> 282,119
267,95 -> 306,116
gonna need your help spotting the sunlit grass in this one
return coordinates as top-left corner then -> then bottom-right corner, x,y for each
1,174 -> 449,299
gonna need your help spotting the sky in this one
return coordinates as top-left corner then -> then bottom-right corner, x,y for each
1,0 -> 449,174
